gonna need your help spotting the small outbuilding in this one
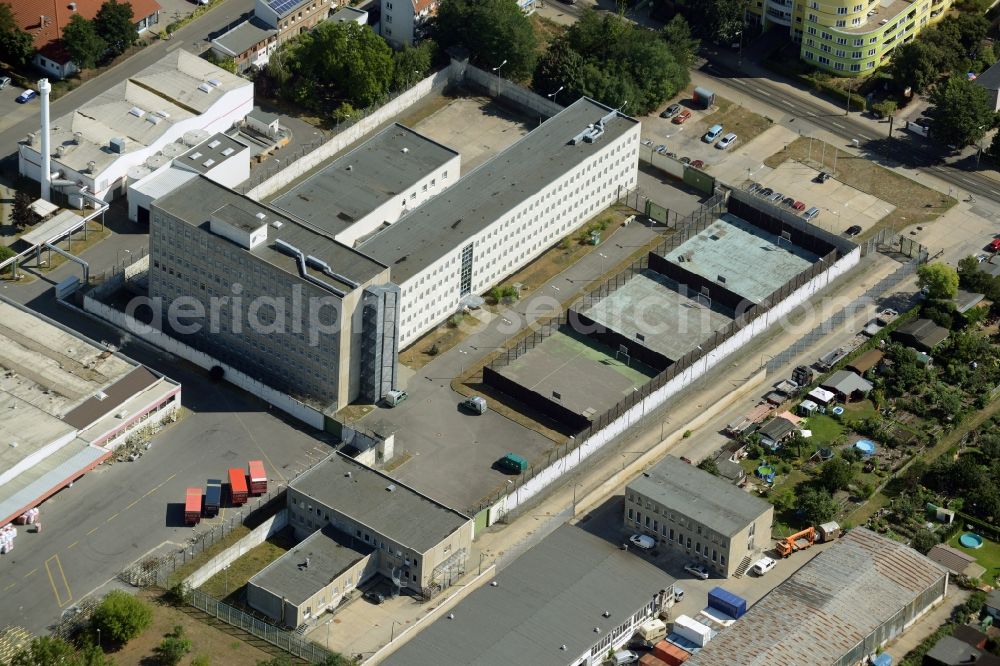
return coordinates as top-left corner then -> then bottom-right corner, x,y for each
807,387 -> 835,406
798,399 -> 818,416
758,417 -> 798,450
893,318 -> 950,352
847,349 -> 884,376
821,370 -> 873,402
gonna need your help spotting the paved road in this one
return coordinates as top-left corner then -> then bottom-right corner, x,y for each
0,0 -> 254,148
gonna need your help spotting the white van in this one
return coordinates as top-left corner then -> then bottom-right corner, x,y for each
752,556 -> 776,576
612,651 -> 639,665
384,389 -> 408,407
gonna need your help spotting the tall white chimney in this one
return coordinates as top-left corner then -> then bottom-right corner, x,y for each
39,78 -> 51,202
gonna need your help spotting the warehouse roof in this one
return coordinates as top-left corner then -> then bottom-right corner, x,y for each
686,528 -> 949,666
270,124 -> 457,241
154,176 -> 388,291
211,17 -> 276,57
383,525 -> 674,666
627,456 -> 772,537
248,525 -> 372,605
358,97 -> 638,283
291,453 -> 471,553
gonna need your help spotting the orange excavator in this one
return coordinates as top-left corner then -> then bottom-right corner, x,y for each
775,527 -> 816,558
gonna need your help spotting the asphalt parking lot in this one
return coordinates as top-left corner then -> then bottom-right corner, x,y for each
0,82 -> 42,136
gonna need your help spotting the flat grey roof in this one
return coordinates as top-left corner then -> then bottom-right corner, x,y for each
579,270 -> 734,363
154,176 -> 387,290
270,124 -> 457,240
495,327 -> 657,419
291,453 -> 470,553
686,528 -> 949,666
358,97 -> 638,283
383,524 -> 674,666
249,525 -> 371,606
330,6 -> 367,21
177,133 -> 248,174
212,18 -> 276,57
663,214 -> 819,304
627,456 -> 772,537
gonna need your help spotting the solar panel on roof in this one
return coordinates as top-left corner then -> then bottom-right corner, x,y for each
267,0 -> 300,15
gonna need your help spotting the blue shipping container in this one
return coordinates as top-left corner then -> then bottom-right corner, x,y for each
204,479 -> 222,516
707,586 -> 747,619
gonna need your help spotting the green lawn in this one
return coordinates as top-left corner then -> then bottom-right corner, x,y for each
948,532 -> 1000,585
802,413 -> 845,445
198,530 -> 296,602
843,399 -> 877,422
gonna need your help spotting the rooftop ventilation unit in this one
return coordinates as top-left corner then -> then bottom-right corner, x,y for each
208,140 -> 221,149
147,115 -> 162,125
221,147 -> 234,156
129,106 -> 144,118
386,484 -> 396,492
401,147 -> 409,154
198,82 -> 212,93
189,152 -> 202,160
256,212 -> 266,220
73,131 -> 82,144
271,220 -> 283,229
95,391 -> 108,401
109,137 -> 127,154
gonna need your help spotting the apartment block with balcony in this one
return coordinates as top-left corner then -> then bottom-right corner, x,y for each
747,0 -> 953,75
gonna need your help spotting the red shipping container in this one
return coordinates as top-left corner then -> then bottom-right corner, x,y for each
248,460 -> 267,495
654,641 -> 690,665
228,468 -> 248,506
184,488 -> 202,525
640,655 -> 669,666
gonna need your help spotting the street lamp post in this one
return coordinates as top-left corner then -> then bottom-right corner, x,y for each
458,348 -> 469,375
491,59 -> 507,94
547,86 -> 564,105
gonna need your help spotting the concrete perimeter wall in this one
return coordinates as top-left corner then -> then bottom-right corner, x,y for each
497,247 -> 861,518
81,295 -> 325,429
183,509 -> 289,590
458,60 -> 563,118
245,69 -> 451,201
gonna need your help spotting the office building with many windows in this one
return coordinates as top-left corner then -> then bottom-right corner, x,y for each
624,456 -> 774,578
747,0 -> 952,75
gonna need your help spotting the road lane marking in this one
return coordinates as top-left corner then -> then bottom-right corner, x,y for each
3,583 -> 15,592
67,541 -> 78,550
831,122 -> 844,129
106,513 -> 119,522
25,568 -> 37,578
127,499 -> 141,510
87,526 -> 99,536
45,555 -> 73,608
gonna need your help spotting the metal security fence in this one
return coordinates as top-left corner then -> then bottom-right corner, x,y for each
119,484 -> 287,588
188,588 -> 331,663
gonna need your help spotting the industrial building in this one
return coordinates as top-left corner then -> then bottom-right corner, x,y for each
18,50 -> 253,201
686,528 -> 949,665
746,0 -> 953,76
269,123 -> 459,247
383,524 -> 678,666
0,298 -> 181,527
148,176 -> 397,409
625,456 -> 774,578
127,132 -> 252,223
145,97 -> 637,408
246,453 -> 473,627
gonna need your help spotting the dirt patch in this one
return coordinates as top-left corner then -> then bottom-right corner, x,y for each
701,96 -> 773,145
531,14 -> 567,53
398,312 -> 481,371
764,136 -> 956,235
109,589 -> 291,665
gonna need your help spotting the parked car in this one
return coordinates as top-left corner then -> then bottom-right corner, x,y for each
654,144 -> 666,153
759,187 -> 774,198
665,152 -> 677,159
815,171 -> 830,183
781,196 -> 796,207
641,138 -> 653,147
16,89 -> 37,103
672,109 -> 692,124
804,206 -> 821,221
845,224 -> 863,236
752,556 -> 776,576
716,132 -> 737,149
363,590 -> 385,604
612,651 -> 639,665
0,76 -> 10,90
684,563 -> 710,580
629,534 -> 655,550
680,156 -> 691,164
748,182 -> 763,194
703,124 -> 724,143
978,254 -> 989,263
768,191 -> 784,203
691,159 -> 704,169
461,396 -> 487,414
987,238 -> 1000,252
384,389 -> 408,407
660,103 -> 681,118
792,200 -> 806,211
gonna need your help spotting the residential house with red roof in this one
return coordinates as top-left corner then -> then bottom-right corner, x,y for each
11,0 -> 161,79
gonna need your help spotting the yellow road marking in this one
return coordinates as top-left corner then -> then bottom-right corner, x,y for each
24,568 -> 37,578
126,499 -> 140,509
45,555 -> 73,608
106,513 -> 119,522
3,583 -> 15,591
67,541 -> 78,550
86,526 -> 99,536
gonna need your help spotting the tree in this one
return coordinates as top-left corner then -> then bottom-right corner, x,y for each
797,485 -> 838,524
11,637 -> 80,666
94,0 -> 136,57
10,190 -> 39,230
890,42 -> 945,94
661,15 -> 699,69
918,262 -> 959,300
679,0 -> 744,43
0,3 -> 35,66
154,626 -> 191,666
91,590 -> 153,645
818,457 -> 854,493
391,40 -> 435,92
929,76 -> 997,148
910,528 -> 939,555
697,458 -> 719,476
433,0 -> 537,81
62,14 -> 106,70
871,99 -> 897,120
79,644 -> 114,666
